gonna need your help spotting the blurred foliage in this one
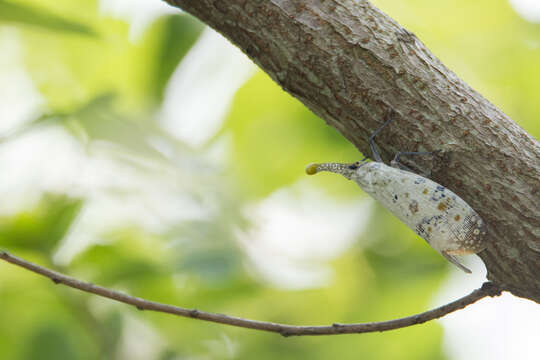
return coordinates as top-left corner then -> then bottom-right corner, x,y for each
0,0 -> 538,359
0,194 -> 82,254
0,0 -> 95,35
224,71 -> 360,197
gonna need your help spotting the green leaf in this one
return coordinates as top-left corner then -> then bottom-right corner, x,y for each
71,241 -> 164,286
151,14 -> 204,101
0,194 -> 83,254
0,0 -> 95,36
177,248 -> 240,282
28,94 -> 182,159
21,324 -> 82,360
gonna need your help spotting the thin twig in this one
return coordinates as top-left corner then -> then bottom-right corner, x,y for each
0,250 -> 502,336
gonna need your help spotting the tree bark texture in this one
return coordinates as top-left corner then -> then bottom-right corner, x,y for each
164,0 -> 540,303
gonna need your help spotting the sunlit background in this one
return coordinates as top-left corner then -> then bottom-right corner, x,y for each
0,0 -> 539,359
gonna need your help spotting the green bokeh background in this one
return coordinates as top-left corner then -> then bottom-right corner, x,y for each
0,0 -> 538,359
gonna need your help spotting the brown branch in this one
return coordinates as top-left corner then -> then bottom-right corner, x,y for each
0,249 -> 502,336
163,0 -> 540,303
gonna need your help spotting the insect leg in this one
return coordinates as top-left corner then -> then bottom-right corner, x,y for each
369,113 -> 393,163
390,160 -> 415,172
441,251 -> 472,274
391,150 -> 441,174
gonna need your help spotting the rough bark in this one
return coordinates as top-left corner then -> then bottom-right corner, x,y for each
163,0 -> 540,303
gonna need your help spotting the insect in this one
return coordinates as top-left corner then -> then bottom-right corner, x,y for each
306,113 -> 487,273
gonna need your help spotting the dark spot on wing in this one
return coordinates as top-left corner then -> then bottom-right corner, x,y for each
431,185 -> 447,201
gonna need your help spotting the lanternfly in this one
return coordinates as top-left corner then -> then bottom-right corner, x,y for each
306,114 -> 487,273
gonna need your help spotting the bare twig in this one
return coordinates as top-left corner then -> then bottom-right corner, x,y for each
0,250 -> 502,336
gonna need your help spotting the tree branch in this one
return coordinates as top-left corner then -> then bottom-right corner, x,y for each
0,250 -> 502,336
163,0 -> 540,302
